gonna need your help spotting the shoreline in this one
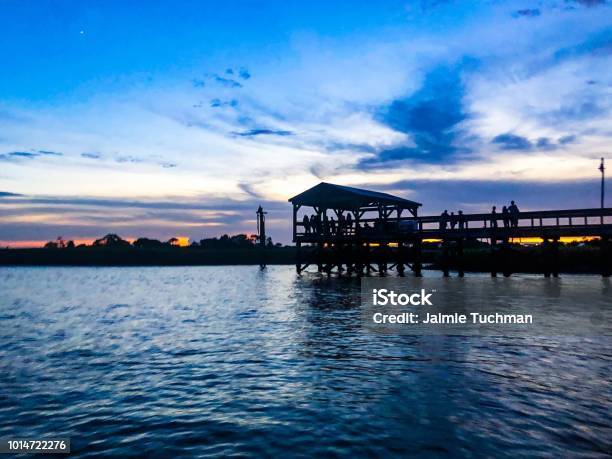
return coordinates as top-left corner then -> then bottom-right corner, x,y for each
0,245 -> 607,275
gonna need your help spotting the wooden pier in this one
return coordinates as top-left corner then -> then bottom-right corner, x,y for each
289,182 -> 612,277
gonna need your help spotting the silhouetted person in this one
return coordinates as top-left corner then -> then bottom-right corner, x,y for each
509,200 -> 520,227
440,210 -> 449,230
450,212 -> 457,230
338,213 -> 345,235
458,210 -> 465,230
346,213 -> 353,232
310,215 -> 318,234
491,206 -> 498,228
303,215 -> 311,234
501,206 -> 509,228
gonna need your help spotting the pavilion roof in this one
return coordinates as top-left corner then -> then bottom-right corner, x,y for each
288,182 -> 421,211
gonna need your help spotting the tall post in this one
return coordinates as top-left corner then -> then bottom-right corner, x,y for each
441,239 -> 450,277
257,206 -> 267,269
412,238 -> 422,277
296,241 -> 302,274
490,238 -> 497,277
551,237 -> 559,278
600,158 -> 605,209
457,238 -> 465,277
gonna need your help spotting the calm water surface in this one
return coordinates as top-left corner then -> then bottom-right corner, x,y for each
0,266 -> 610,458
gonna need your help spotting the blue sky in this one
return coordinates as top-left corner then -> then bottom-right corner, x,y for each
0,0 -> 611,245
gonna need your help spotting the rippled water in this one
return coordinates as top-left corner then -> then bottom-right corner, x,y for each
1,266 -> 610,457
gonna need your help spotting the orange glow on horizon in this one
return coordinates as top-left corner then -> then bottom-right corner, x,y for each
174,237 -> 190,247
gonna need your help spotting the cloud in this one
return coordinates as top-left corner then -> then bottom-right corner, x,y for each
368,178 -> 605,213
0,193 -> 286,212
572,0 -> 607,6
554,29 -> 612,60
0,193 -> 292,244
536,137 -> 555,150
115,155 -> 143,163
513,8 -> 541,17
237,182 -> 263,198
0,191 -> 22,197
549,100 -> 608,122
81,152 -> 101,159
210,98 -> 239,108
2,151 -> 38,158
491,133 -> 577,151
491,133 -> 533,150
361,65 -> 470,167
233,129 -> 294,137
0,150 -> 64,161
213,75 -> 242,88
559,134 -> 577,144
238,68 -> 251,80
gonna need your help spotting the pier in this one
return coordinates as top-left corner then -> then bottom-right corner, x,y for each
289,182 -> 612,277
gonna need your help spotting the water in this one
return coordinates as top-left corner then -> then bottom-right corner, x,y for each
0,266 -> 610,458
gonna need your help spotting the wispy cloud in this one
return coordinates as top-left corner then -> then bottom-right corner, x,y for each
233,129 -> 294,137
0,150 -> 63,161
513,9 -> 541,18
81,152 -> 101,159
492,133 -> 533,151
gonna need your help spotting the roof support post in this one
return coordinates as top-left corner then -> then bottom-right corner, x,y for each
292,203 -> 298,241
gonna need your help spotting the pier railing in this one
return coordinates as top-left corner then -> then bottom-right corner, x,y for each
294,207 -> 612,242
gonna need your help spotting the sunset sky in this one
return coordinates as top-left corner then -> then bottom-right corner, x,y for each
1,0 -> 611,246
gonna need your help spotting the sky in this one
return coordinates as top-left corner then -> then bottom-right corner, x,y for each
1,0 -> 611,246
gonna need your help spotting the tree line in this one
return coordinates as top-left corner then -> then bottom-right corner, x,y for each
44,233 -> 281,249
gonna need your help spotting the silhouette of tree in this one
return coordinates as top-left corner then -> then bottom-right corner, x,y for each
167,237 -> 179,246
198,234 -> 257,249
44,241 -> 58,249
133,237 -> 163,247
93,234 -> 130,247
66,240 -> 75,248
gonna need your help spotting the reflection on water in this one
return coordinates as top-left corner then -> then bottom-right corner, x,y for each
0,266 -> 610,457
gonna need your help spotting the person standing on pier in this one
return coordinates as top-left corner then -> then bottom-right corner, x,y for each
509,201 -> 520,227
502,206 -> 510,228
303,215 -> 311,234
458,210 -> 465,230
310,214 -> 318,234
440,210 -> 449,230
491,206 -> 498,228
338,213 -> 345,235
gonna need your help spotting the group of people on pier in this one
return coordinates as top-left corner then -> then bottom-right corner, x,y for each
490,201 -> 520,229
302,213 -> 354,236
301,201 -> 522,236
439,210 -> 466,230
439,201 -> 520,230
